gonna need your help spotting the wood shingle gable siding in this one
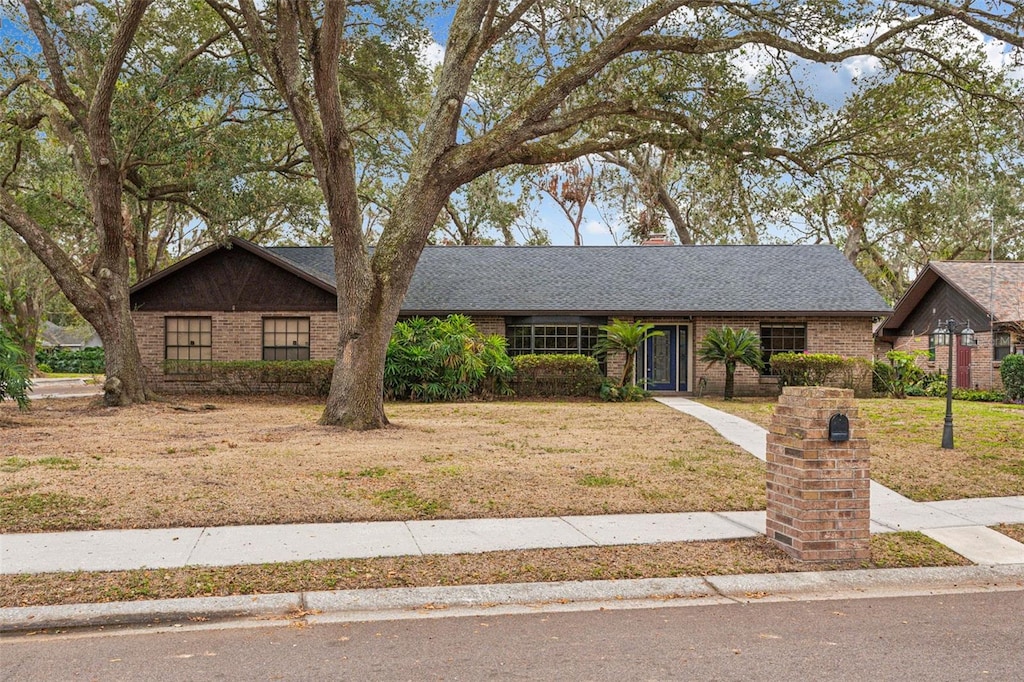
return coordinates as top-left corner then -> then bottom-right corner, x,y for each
131,244 -> 336,312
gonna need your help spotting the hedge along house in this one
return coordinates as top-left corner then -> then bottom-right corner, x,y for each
874,261 -> 1024,392
129,237 -> 890,396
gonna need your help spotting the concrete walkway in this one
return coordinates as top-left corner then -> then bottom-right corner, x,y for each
2,398 -> 1023,576
26,377 -> 102,400
655,397 -> 1024,566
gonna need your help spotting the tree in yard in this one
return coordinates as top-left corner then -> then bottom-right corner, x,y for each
211,0 -> 1024,430
0,228 -> 61,375
594,320 -> 663,388
698,326 -> 764,400
1,1 -> 324,405
0,0 -> 157,405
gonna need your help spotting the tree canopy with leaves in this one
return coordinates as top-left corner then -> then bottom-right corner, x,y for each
0,0 -> 319,404
3,0 -> 1022,423
213,0 -> 1022,429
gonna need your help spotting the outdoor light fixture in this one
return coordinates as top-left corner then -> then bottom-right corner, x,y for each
930,319 -> 978,449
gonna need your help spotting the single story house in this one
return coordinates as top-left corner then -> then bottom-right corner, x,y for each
39,321 -> 102,349
874,260 -> 1023,391
129,237 -> 891,396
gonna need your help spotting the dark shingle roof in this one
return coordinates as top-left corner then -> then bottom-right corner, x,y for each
266,244 -> 889,316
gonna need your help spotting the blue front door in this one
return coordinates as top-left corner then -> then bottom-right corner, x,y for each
645,326 -> 688,391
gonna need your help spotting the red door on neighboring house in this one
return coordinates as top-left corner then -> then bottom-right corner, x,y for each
956,337 -> 973,388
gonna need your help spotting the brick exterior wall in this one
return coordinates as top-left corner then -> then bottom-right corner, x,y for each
881,330 -> 1007,391
766,386 -> 871,564
133,310 -> 339,393
692,316 -> 875,398
133,310 -> 877,396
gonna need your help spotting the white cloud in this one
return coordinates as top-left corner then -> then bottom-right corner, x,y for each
420,40 -> 445,69
841,55 -> 882,80
584,219 -> 607,235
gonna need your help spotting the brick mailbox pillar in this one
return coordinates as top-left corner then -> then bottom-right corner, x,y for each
766,386 -> 870,564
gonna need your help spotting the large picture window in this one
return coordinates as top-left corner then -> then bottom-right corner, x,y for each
165,316 -> 212,374
506,317 -> 605,357
263,317 -> 310,361
760,323 -> 806,374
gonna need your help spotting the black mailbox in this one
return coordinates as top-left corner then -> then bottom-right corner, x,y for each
828,413 -> 850,442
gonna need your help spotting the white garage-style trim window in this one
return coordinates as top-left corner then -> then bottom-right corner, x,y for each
165,316 -> 212,374
263,317 -> 311,361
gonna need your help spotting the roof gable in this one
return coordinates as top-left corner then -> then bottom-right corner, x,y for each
879,261 -> 1024,335
131,238 -> 336,312
930,261 -> 1024,322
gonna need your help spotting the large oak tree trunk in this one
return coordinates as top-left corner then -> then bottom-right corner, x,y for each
2,0 -> 153,406
318,179 -> 451,429
320,307 -> 393,430
94,276 -> 147,406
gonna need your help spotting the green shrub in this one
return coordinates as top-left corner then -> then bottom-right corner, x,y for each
1001,354 -> 1024,402
921,372 -> 947,398
873,350 -> 927,398
36,346 -> 105,373
952,388 -> 1006,402
163,360 -> 335,396
384,315 -> 513,402
769,352 -> 873,397
835,357 -> 874,397
511,354 -> 603,397
1,327 -> 31,409
770,352 -> 846,386
599,379 -> 649,402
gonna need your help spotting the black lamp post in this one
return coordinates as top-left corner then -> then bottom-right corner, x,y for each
931,319 -> 977,449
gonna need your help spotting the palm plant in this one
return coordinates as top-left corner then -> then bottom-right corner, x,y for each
0,325 -> 31,410
697,326 -> 763,400
593,319 -> 663,387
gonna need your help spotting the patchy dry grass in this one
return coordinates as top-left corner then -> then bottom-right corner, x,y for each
997,524 -> 1024,544
699,397 -> 1024,502
0,533 -> 968,608
0,396 -> 765,533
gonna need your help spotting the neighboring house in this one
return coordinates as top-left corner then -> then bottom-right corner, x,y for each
129,237 -> 890,396
874,261 -> 1024,391
39,321 -> 102,349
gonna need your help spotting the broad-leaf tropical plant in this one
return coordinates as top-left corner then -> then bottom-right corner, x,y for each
698,326 -> 764,400
593,320 -> 663,388
0,325 -> 31,410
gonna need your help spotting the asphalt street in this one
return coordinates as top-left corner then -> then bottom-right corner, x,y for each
3,590 -> 1022,681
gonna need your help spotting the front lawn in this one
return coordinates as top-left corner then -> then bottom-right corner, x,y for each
0,397 -> 765,533
698,397 -> 1024,501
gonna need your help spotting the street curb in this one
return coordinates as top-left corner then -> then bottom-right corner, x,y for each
3,564 -> 1022,634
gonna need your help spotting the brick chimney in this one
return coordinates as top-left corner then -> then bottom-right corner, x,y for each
641,233 -> 672,246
